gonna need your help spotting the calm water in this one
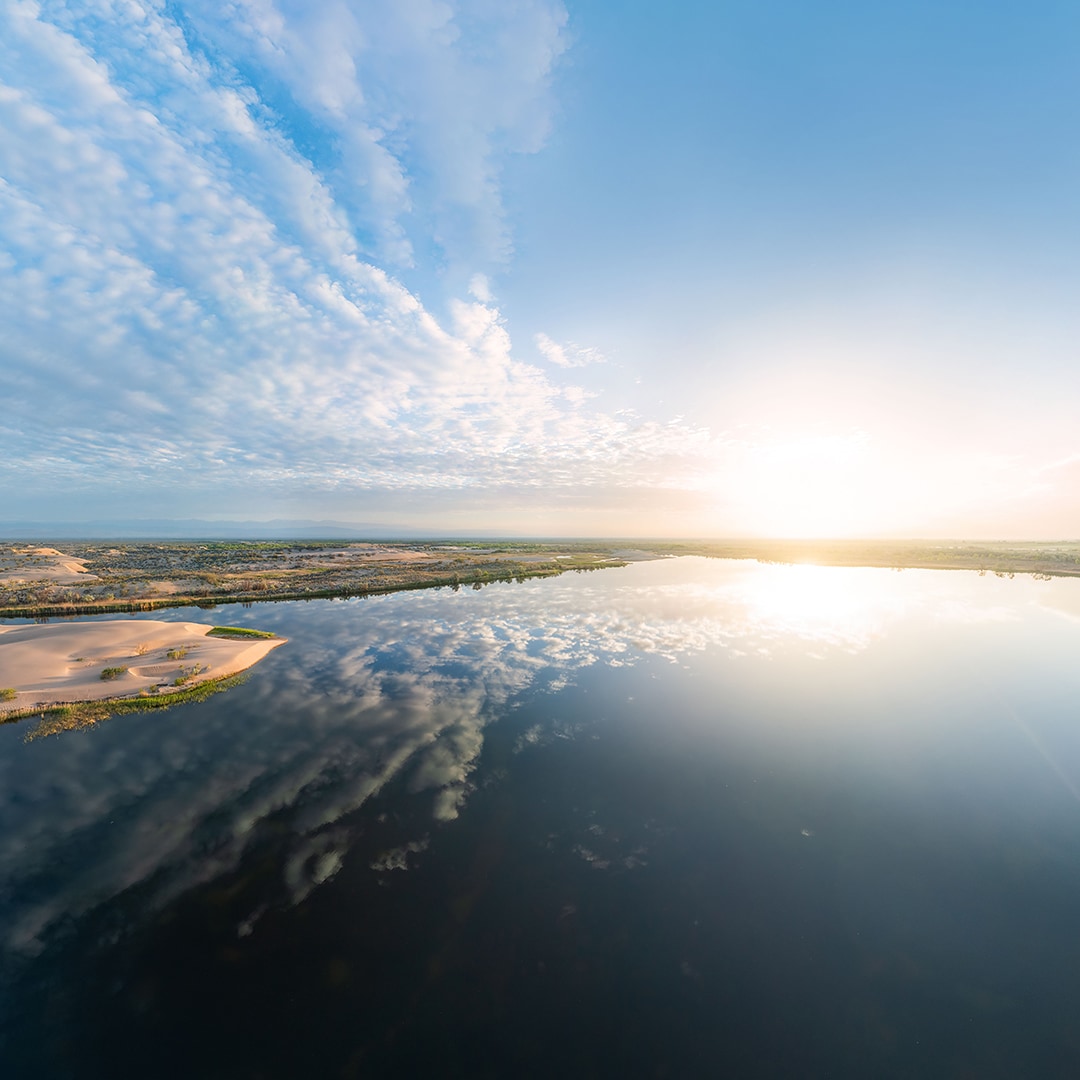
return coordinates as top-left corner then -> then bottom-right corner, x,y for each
2,557 -> 1080,1078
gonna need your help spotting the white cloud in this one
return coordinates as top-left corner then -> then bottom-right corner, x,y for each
535,331 -> 608,368
0,556 -> 932,951
176,0 -> 570,266
0,0 -> 718,522
468,272 -> 492,302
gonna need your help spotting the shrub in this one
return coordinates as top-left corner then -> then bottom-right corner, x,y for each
166,646 -> 189,660
99,666 -> 128,681
173,663 -> 205,686
0,687 -> 16,702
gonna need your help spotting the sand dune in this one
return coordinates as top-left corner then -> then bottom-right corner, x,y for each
0,620 -> 285,713
0,547 -> 100,585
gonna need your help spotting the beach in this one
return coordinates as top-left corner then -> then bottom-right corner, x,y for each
0,620 -> 285,713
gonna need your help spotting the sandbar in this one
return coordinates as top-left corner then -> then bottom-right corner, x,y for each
0,620 -> 285,714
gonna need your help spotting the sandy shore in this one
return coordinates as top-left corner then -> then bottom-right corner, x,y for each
0,620 -> 285,713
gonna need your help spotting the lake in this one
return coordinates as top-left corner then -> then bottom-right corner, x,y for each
2,557 -> 1080,1078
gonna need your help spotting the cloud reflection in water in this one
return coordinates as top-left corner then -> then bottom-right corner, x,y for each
0,558 -> 1029,954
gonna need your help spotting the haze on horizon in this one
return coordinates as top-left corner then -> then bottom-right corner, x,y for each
2,2 -> 1078,540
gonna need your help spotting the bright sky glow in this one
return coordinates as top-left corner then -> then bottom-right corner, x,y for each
2,1 -> 1078,536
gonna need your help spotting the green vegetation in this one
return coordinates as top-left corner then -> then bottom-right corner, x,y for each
4,673 -> 251,741
0,688 -> 16,702
99,666 -> 128,681
166,646 -> 189,660
4,537 -> 1079,622
173,663 -> 206,686
0,539 -> 633,617
208,626 -> 276,639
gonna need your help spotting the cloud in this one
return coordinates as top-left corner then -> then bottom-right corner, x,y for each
0,0 -> 720,523
468,272 -> 493,302
0,555 -> 949,954
535,332 -> 607,368
1034,452 -> 1080,480
371,838 -> 430,873
175,0 -> 570,266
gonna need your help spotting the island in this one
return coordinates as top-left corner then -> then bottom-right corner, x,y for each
0,620 -> 285,722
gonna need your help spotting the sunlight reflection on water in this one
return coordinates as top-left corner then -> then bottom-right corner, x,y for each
4,559 -> 1080,1077
0,557 -> 1073,955
700,561 -> 909,655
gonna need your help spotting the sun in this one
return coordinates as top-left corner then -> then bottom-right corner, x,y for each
716,432 -> 884,537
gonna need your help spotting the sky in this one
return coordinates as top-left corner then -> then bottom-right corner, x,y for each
1,0 -> 1079,538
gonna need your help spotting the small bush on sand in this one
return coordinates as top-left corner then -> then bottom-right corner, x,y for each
166,646 -> 189,660
99,666 -> 128,681
0,687 -> 16,702
173,663 -> 205,686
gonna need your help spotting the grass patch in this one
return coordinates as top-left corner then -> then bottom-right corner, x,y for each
15,673 -> 252,741
166,646 -> 189,660
99,666 -> 128,681
0,687 -> 16,702
207,626 -> 275,639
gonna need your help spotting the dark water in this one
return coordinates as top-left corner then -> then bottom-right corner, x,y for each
3,558 -> 1080,1078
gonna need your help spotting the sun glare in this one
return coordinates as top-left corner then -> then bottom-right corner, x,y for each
715,432 -> 892,537
737,562 -> 901,651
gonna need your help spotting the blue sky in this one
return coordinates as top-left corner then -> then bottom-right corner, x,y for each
2,0 -> 1078,537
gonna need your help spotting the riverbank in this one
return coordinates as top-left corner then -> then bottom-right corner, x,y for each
0,542 -> 628,618
1,538 -> 1078,621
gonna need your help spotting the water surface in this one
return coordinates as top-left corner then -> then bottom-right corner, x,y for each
2,558 -> 1080,1077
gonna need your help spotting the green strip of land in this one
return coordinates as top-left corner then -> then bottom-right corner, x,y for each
2,672 -> 251,740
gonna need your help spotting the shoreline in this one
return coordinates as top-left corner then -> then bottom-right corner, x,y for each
1,672 -> 254,739
0,564 -> 610,620
0,619 -> 286,720
1,556 -> 1077,622
1,539 -> 1079,623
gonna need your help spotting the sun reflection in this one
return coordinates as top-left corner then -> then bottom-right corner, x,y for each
734,562 -> 901,652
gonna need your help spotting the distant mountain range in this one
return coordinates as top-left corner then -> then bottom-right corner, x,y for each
0,519 -> 508,541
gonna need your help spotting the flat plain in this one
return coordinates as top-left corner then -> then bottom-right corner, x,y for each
1,538 -> 1079,619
